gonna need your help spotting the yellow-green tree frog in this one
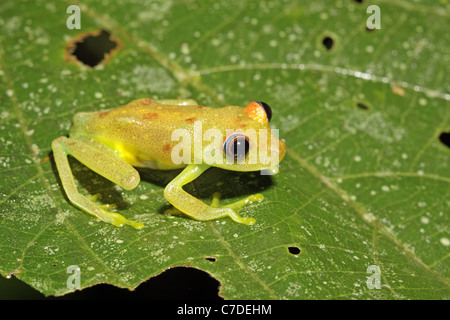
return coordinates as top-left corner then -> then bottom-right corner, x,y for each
52,98 -> 286,229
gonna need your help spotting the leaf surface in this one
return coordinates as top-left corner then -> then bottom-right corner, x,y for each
0,0 -> 449,298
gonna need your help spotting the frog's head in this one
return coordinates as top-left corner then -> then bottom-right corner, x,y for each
204,101 -> 286,173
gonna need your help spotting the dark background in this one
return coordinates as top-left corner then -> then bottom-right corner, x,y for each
0,266 -> 223,300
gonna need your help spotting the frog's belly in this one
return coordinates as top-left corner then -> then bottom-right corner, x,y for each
118,148 -> 186,170
134,159 -> 186,170
95,138 -> 186,170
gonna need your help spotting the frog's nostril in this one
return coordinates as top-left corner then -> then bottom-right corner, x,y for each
65,29 -> 122,68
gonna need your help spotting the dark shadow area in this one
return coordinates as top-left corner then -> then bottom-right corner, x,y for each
49,154 -> 130,211
49,149 -> 275,217
0,267 -> 223,300
139,166 -> 274,218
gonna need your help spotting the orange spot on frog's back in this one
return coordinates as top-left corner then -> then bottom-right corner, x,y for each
139,98 -> 154,106
143,112 -> 158,120
163,144 -> 171,152
99,111 -> 109,118
185,117 -> 197,123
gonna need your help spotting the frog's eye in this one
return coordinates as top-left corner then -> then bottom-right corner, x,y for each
224,133 -> 250,160
255,101 -> 272,122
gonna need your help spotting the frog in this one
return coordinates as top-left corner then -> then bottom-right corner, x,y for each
52,98 -> 286,229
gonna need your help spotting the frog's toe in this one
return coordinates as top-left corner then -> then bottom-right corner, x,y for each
223,193 -> 264,211
88,193 -> 102,202
210,192 -> 222,208
164,207 -> 183,216
227,208 -> 256,225
88,193 -> 119,211
103,210 -> 144,230
210,193 -> 263,225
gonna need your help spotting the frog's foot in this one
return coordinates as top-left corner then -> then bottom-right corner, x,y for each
163,164 -> 263,226
101,210 -> 144,230
164,207 -> 184,217
87,193 -> 144,229
211,192 -> 264,225
165,192 -> 263,225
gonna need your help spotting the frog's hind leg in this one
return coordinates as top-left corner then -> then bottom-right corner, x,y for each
209,192 -> 264,225
156,99 -> 198,106
52,136 -> 144,229
163,164 -> 261,225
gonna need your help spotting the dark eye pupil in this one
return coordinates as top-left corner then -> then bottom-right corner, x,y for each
255,101 -> 272,122
224,134 -> 250,160
232,138 -> 249,158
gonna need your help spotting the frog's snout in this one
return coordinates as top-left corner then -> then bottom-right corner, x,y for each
72,112 -> 95,129
268,133 -> 285,164
73,112 -> 89,122
277,138 -> 286,162
259,138 -> 285,175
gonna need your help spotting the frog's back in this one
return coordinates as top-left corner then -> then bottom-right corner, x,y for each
70,98 -> 214,169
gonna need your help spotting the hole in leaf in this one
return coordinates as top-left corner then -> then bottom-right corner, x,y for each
65,29 -> 122,68
356,102 -> 369,111
354,0 -> 363,3
439,131 -> 450,148
322,36 -> 334,51
288,246 -> 301,255
205,256 -> 217,262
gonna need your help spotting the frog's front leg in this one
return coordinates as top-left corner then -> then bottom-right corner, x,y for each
163,164 -> 261,225
52,136 -> 144,229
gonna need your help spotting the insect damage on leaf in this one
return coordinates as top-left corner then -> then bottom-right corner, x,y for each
65,29 -> 123,68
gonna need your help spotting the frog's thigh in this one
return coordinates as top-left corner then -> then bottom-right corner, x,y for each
156,99 -> 198,106
55,136 -> 140,190
51,136 -> 143,229
163,164 -> 255,225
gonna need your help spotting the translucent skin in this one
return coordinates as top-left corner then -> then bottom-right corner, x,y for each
52,98 -> 286,229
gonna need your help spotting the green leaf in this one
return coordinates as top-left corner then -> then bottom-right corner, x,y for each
0,0 -> 449,299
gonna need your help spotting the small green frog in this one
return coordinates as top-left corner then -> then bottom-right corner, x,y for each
52,98 -> 286,229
